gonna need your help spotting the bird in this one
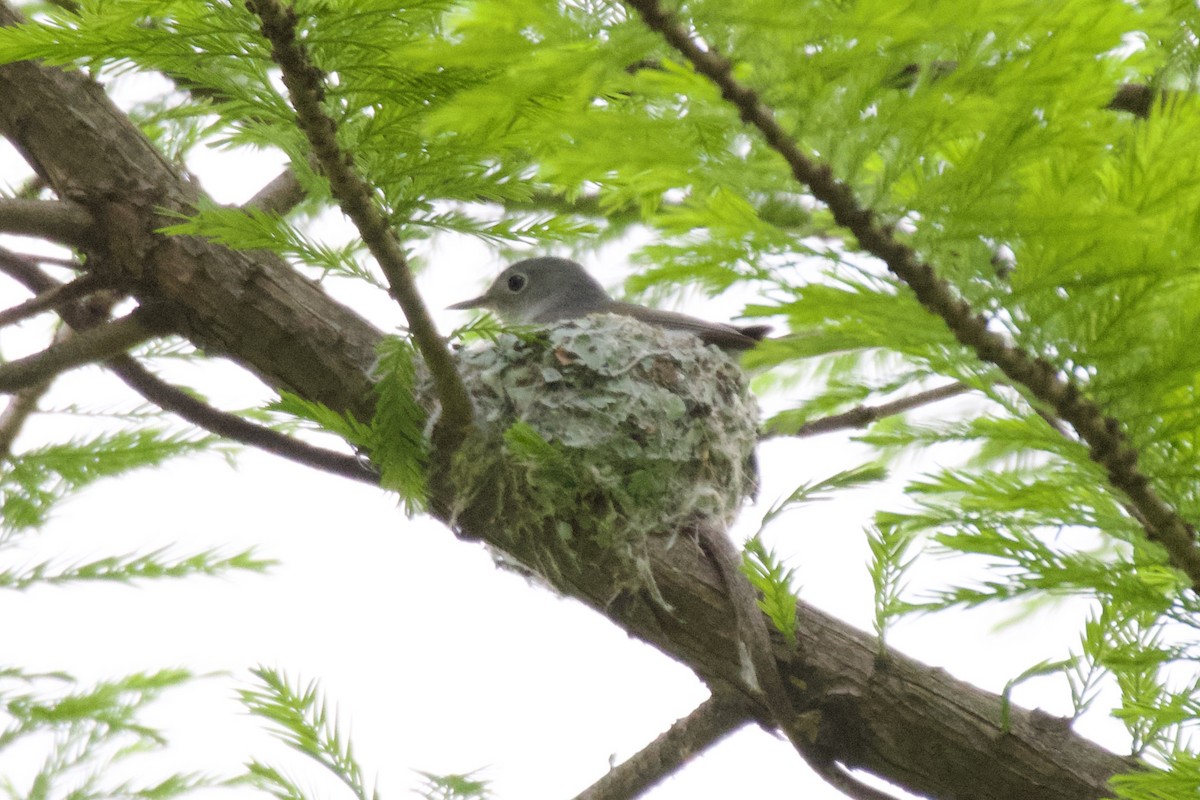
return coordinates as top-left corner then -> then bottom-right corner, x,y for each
448,257 -> 770,351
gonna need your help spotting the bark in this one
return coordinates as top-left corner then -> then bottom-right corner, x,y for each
0,3 -> 380,422
0,5 -> 1137,798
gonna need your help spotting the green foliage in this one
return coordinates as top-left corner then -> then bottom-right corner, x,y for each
0,429 -> 218,534
273,340 -> 429,515
760,463 -> 889,528
369,337 -> 429,513
269,392 -> 375,446
865,521 -> 917,648
161,205 -> 381,286
0,547 -> 272,590
413,771 -> 492,800
241,668 -> 492,800
998,658 -> 1074,733
241,667 -> 379,800
1111,750 -> 1200,800
7,0 -> 1200,792
742,536 -> 799,646
0,668 -> 220,800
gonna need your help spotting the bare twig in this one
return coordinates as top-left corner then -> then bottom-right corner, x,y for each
0,326 -> 67,457
246,0 -> 474,458
625,0 -> 1200,595
765,382 -> 971,440
572,695 -> 750,800
0,272 -> 100,328
0,376 -> 51,456
0,254 -> 377,485
0,198 -> 95,246
0,244 -> 61,288
0,311 -> 158,393
106,357 -> 379,486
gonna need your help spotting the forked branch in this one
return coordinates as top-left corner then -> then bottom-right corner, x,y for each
625,0 -> 1200,596
0,254 -> 374,485
245,0 -> 474,457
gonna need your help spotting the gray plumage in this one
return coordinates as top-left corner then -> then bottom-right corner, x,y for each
448,257 -> 770,351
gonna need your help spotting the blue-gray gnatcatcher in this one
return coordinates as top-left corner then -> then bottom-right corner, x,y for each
448,257 -> 770,350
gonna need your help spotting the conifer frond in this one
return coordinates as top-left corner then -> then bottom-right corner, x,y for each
368,337 -> 428,513
241,667 -> 379,800
7,0 -> 1200,791
1,430 -> 218,533
0,547 -> 271,590
0,669 -> 217,800
742,535 -> 799,645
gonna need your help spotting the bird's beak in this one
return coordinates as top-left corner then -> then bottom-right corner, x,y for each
447,295 -> 488,311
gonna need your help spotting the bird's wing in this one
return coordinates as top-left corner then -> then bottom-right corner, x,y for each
608,302 -> 770,351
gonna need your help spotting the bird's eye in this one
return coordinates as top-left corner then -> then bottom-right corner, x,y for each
506,273 -> 527,292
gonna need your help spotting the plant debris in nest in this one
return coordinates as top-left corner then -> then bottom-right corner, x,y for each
430,315 -> 760,603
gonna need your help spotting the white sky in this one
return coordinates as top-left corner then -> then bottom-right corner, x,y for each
0,81 -> 1132,800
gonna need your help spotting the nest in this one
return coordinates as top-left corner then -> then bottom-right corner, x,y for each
431,315 -> 760,598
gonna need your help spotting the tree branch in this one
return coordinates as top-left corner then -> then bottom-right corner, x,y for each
0,376 -> 50,456
624,0 -> 1200,596
246,0 -> 474,457
462,479 -> 1136,800
0,7 -> 1142,798
246,168 -> 307,216
0,327 -> 64,458
0,272 -> 101,328
572,695 -> 750,800
691,521 -> 902,800
0,198 -> 95,246
106,356 -> 378,485
1106,83 -> 1156,119
0,5 -> 384,423
765,382 -> 971,440
0,256 -> 376,485
0,310 -> 160,393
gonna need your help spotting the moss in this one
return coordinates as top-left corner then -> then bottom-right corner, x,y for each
427,315 -> 759,601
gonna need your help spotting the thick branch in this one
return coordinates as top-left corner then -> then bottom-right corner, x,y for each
0,4 -> 383,422
0,198 -> 95,246
246,0 -> 474,456
454,472 -> 1136,800
572,696 -> 750,800
692,521 -> 899,800
625,0 -> 1200,596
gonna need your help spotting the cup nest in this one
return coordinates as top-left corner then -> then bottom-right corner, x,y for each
433,314 -> 760,597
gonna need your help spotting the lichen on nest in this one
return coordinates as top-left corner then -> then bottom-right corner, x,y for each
429,314 -> 760,597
